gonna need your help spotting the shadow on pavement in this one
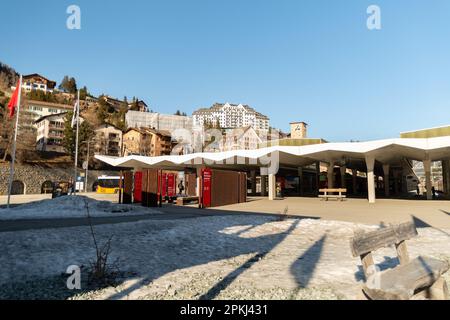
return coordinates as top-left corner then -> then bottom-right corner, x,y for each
290,235 -> 326,290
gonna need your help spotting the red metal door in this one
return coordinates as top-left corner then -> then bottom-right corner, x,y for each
168,174 -> 176,197
134,171 -> 143,203
202,168 -> 212,208
161,173 -> 168,198
142,169 -> 161,207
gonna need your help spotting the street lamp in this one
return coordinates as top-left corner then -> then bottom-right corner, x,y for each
80,139 -> 96,193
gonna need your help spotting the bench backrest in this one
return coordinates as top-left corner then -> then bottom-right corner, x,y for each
319,188 -> 347,193
350,221 -> 418,257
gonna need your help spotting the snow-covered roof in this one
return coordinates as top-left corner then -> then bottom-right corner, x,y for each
95,136 -> 450,170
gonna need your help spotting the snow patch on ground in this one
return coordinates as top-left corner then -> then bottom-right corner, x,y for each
0,196 -> 160,220
1,213 -> 449,300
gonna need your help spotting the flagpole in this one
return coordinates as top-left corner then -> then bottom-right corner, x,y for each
6,75 -> 23,208
73,90 -> 80,196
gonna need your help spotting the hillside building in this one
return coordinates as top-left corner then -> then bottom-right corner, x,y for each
193,103 -> 269,131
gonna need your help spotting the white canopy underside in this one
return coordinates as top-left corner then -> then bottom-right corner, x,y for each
95,137 -> 450,170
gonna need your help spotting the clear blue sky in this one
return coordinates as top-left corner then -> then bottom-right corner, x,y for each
1,0 -> 450,141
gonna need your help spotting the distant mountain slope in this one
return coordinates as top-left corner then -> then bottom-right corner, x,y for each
0,61 -> 19,92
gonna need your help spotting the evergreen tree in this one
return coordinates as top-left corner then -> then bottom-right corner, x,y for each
62,112 -> 76,156
129,98 -> 140,111
59,76 -> 69,92
117,101 -> 128,131
68,77 -> 78,94
79,86 -> 88,100
62,111 -> 94,163
59,76 -> 78,94
96,97 -> 109,124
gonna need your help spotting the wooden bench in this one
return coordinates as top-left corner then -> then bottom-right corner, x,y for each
176,196 -> 199,206
319,188 -> 347,201
350,221 -> 449,300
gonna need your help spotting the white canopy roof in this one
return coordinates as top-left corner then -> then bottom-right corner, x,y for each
95,136 -> 450,170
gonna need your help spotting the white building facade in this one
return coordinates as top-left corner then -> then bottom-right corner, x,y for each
35,113 -> 67,153
125,111 -> 194,133
94,124 -> 123,157
193,103 -> 270,131
35,112 -> 84,153
219,126 -> 263,152
26,100 -> 74,121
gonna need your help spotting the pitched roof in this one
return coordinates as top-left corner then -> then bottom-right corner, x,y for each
193,103 -> 269,119
96,123 -> 123,132
23,74 -> 56,88
27,100 -> 73,109
34,112 -> 68,124
223,126 -> 264,143
125,127 -> 172,137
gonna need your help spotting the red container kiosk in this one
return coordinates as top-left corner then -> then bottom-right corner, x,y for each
200,168 -> 246,208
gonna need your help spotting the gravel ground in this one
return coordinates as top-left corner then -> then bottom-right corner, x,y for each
68,254 -> 344,301
1,210 -> 449,300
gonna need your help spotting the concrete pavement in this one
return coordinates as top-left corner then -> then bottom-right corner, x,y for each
214,197 -> 450,229
1,194 -> 449,232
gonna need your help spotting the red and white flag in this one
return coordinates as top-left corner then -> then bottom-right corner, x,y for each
71,100 -> 79,128
7,80 -> 21,118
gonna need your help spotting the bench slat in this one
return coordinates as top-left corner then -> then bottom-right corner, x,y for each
351,222 -> 418,257
176,196 -> 199,206
364,256 -> 449,300
319,189 -> 347,193
319,195 -> 346,198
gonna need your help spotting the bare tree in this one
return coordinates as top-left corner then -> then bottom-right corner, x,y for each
0,96 -> 37,162
84,198 -> 119,286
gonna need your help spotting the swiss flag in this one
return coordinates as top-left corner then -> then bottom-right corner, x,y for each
7,80 -> 21,118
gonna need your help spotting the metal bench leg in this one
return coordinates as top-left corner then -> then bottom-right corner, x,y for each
417,277 -> 449,300
428,277 -> 449,300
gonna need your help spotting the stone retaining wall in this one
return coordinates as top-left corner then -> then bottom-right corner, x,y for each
0,163 -> 118,195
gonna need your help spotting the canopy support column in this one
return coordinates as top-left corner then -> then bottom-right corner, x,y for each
340,166 -> 347,189
423,159 -> 432,200
250,170 -> 257,196
443,160 -> 450,196
366,155 -> 376,204
352,169 -> 358,195
298,167 -> 304,196
383,164 -> 390,197
268,173 -> 277,200
260,167 -> 268,197
327,161 -> 335,189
